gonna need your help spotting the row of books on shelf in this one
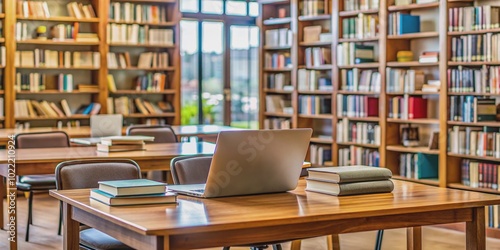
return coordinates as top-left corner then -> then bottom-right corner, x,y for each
298,96 -> 331,115
263,118 -> 291,130
343,0 -> 378,12
336,119 -> 380,146
108,97 -> 173,116
388,96 -> 428,120
266,73 -> 291,90
339,146 -> 380,167
304,47 -> 331,67
341,14 -> 379,40
0,98 -> 4,118
336,43 -> 375,66
447,66 -> 500,94
14,99 -> 100,118
264,52 -> 292,69
386,68 -> 440,93
264,28 -> 292,48
388,12 -> 420,36
17,1 -> 96,19
109,2 -> 169,24
399,153 -> 438,180
106,24 -> 173,45
0,46 -> 6,67
15,73 -> 78,92
300,0 -> 329,16
265,95 -> 293,114
336,94 -> 379,118
309,144 -> 332,166
14,50 -> 100,68
448,6 -> 500,32
340,69 -> 381,92
15,22 -> 99,42
451,34 -> 500,63
449,127 -> 500,158
449,96 -> 497,123
297,69 -> 332,91
107,73 -> 168,93
108,52 -> 169,69
462,159 -> 500,191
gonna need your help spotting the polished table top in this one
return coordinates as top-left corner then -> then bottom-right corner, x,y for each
50,179 -> 500,236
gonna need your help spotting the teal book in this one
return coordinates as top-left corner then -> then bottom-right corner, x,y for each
399,13 -> 420,34
90,189 -> 176,206
307,166 -> 392,183
98,179 -> 167,196
416,153 -> 438,179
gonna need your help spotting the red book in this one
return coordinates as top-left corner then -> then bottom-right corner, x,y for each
366,97 -> 379,117
408,97 -> 427,119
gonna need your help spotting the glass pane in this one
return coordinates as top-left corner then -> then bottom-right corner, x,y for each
202,22 -> 224,125
230,25 -> 259,129
180,0 -> 199,13
226,1 -> 247,16
202,0 -> 223,14
249,2 -> 259,17
180,20 -> 199,125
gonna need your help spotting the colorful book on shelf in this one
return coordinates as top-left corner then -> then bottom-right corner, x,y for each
307,166 -> 392,183
98,179 -> 167,196
90,189 -> 177,206
398,13 -> 420,34
306,179 -> 394,196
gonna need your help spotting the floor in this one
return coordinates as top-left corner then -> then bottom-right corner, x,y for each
1,193 -> 500,250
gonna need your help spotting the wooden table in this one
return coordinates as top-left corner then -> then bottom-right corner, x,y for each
51,180 -> 500,250
0,142 -> 216,250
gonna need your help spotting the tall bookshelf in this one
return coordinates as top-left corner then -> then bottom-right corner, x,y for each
0,0 -> 180,128
258,0 -> 500,237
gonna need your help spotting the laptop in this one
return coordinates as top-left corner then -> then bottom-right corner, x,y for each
168,128 -> 312,198
70,114 -> 124,145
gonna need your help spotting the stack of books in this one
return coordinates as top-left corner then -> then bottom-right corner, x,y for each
90,179 -> 177,206
96,135 -> 154,152
306,165 -> 394,196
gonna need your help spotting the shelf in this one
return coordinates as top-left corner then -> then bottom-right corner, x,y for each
108,67 -> 175,71
263,68 -> 293,72
448,61 -> 500,66
109,43 -> 175,48
0,14 -> 4,18
387,118 -> 440,124
299,41 -> 332,47
448,183 -> 500,195
262,17 -> 292,26
387,61 -> 439,67
264,89 -> 293,94
263,46 -> 291,50
17,40 -> 100,46
108,20 -> 176,27
387,31 -> 438,40
337,141 -> 379,149
310,137 -> 333,144
258,0 -> 289,4
16,16 -> 99,23
124,113 -> 175,118
338,63 -> 379,69
298,90 -> 332,95
338,37 -> 379,43
447,121 -> 500,127
386,145 -> 439,154
112,0 -> 176,3
337,90 -> 380,95
16,115 -> 91,121
448,153 -> 500,163
264,112 -> 293,118
298,14 -> 331,21
17,66 -> 99,70
111,90 -> 176,95
298,65 -> 332,70
0,90 -> 4,94
448,28 -> 500,36
338,9 -> 379,17
0,38 -> 5,43
386,91 -> 440,95
388,2 -> 439,12
448,92 -> 500,96
298,114 -> 332,119
17,90 -> 99,94
392,176 -> 439,186
337,116 -> 380,122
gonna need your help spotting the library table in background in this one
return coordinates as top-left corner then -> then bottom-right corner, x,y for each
0,142 -> 216,250
51,180 -> 500,250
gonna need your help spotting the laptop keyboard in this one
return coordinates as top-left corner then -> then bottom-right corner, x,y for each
191,189 -> 205,193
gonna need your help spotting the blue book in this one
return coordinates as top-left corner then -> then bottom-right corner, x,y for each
398,14 -> 420,34
98,179 -> 167,196
90,189 -> 176,206
81,103 -> 94,115
416,153 -> 438,179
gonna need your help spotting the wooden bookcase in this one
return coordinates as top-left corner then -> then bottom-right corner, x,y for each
1,0 -> 180,128
258,0 -> 500,237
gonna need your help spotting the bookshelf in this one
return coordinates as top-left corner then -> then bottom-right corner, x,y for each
258,0 -> 500,237
0,0 -> 180,128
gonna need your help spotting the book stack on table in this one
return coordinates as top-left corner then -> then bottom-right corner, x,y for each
90,179 -> 177,206
96,135 -> 155,152
305,166 -> 394,196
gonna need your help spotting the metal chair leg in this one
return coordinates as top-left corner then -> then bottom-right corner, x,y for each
375,229 -> 384,250
26,191 -> 34,241
272,244 -> 283,250
58,201 -> 63,235
222,247 -> 230,250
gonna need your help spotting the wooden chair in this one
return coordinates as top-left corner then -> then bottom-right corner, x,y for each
126,124 -> 178,143
14,131 -> 70,242
55,159 -> 141,250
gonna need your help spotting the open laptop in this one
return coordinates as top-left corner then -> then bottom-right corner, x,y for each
168,128 -> 312,198
71,114 -> 124,145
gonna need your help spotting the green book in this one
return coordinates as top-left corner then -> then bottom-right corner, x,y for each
90,189 -> 177,206
307,166 -> 392,183
98,179 -> 167,197
306,179 -> 394,196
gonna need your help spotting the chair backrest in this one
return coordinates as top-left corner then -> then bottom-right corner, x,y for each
170,155 -> 213,184
55,159 -> 141,190
90,114 -> 123,137
15,131 -> 70,149
126,125 -> 178,143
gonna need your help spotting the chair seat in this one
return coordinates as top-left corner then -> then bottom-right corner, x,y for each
17,175 -> 56,190
80,228 -> 133,250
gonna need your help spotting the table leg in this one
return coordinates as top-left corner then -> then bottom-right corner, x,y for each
466,207 -> 486,250
63,202 -> 80,250
406,227 -> 422,250
327,234 -> 340,250
290,240 -> 301,250
162,236 -> 170,250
